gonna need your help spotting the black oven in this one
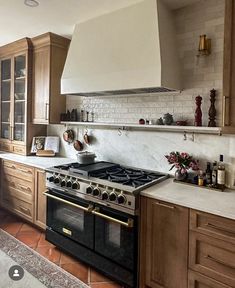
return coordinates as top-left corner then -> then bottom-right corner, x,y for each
44,188 -> 138,288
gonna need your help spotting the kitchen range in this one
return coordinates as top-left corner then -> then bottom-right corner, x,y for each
44,161 -> 168,287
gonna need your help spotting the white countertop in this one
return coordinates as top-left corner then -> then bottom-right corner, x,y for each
0,152 -> 75,170
141,178 -> 235,220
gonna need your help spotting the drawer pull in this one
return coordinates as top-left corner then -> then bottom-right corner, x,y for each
206,222 -> 235,236
19,168 -> 32,174
205,255 -> 235,270
18,184 -> 31,192
155,201 -> 175,210
19,205 -> 31,215
5,164 -> 16,169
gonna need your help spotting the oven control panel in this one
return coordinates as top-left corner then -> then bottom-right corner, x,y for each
46,172 -> 136,212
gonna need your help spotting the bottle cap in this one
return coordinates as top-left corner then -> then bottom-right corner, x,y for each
219,155 -> 223,162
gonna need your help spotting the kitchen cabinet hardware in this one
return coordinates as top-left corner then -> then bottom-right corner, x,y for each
43,191 -> 93,212
206,222 -> 235,236
223,96 -> 230,126
19,205 -> 31,215
155,201 -> 176,210
205,254 -> 235,270
91,207 -> 134,228
18,183 -> 31,192
45,103 -> 49,120
18,168 -> 33,174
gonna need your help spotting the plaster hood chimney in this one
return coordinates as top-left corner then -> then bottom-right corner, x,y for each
61,0 -> 181,96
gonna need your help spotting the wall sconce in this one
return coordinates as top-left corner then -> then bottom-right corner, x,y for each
197,35 -> 211,57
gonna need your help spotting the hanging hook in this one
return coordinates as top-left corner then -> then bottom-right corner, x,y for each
118,128 -> 122,136
85,128 -> 88,134
183,131 -> 187,141
191,132 -> 195,142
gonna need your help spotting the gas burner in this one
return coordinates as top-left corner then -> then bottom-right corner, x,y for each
46,161 -> 169,201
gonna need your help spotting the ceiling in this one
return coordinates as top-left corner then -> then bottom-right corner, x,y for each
0,0 -> 201,46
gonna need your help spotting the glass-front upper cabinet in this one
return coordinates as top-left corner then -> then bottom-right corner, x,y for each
0,37 -> 45,155
14,55 -> 26,142
1,59 -> 11,140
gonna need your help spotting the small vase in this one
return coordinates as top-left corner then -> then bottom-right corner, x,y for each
175,169 -> 187,181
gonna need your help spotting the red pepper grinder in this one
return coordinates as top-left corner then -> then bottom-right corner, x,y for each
195,95 -> 202,126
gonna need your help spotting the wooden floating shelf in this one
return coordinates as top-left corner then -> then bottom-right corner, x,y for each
61,121 -> 222,135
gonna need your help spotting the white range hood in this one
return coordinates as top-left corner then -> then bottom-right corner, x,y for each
61,0 -> 181,96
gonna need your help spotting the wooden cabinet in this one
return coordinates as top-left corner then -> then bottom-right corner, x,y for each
0,38 -> 46,154
31,32 -> 70,124
34,169 -> 46,229
189,210 -> 235,288
1,159 -> 34,221
0,160 -> 47,230
140,197 -> 189,288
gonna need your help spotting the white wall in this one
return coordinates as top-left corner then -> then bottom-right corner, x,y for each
48,0 -> 235,187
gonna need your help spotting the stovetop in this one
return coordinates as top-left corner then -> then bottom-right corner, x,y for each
50,161 -> 167,189
46,161 -> 169,214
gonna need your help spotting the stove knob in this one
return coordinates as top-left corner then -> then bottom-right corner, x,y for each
86,185 -> 93,194
101,191 -> 108,200
117,194 -> 126,204
72,181 -> 80,190
48,175 -> 55,182
66,179 -> 72,188
60,179 -> 66,187
109,191 -> 117,202
54,176 -> 60,184
93,187 -> 101,196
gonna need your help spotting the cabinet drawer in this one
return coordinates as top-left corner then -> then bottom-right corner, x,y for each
3,174 -> 34,195
0,143 -> 12,152
2,160 -> 34,182
190,210 -> 235,244
2,196 -> 33,221
2,184 -> 33,204
189,231 -> 235,287
188,270 -> 232,288
12,145 -> 26,155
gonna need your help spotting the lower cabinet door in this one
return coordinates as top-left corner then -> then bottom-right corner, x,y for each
141,197 -> 189,288
34,169 -> 46,229
188,270 -> 232,288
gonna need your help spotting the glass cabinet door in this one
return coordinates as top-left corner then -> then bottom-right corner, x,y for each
13,55 -> 26,142
1,59 -> 11,140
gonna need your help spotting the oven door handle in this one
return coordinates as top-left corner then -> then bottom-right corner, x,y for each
43,191 -> 93,212
92,207 -> 134,228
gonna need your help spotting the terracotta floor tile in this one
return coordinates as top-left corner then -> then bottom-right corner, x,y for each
37,233 -> 55,248
16,230 -> 41,249
0,221 -> 23,236
60,251 -> 79,264
36,246 -> 61,264
60,261 -> 89,284
19,223 -> 40,233
90,269 -> 114,283
90,283 -> 123,288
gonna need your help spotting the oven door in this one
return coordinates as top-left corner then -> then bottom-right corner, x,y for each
93,204 -> 137,271
44,189 -> 94,249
